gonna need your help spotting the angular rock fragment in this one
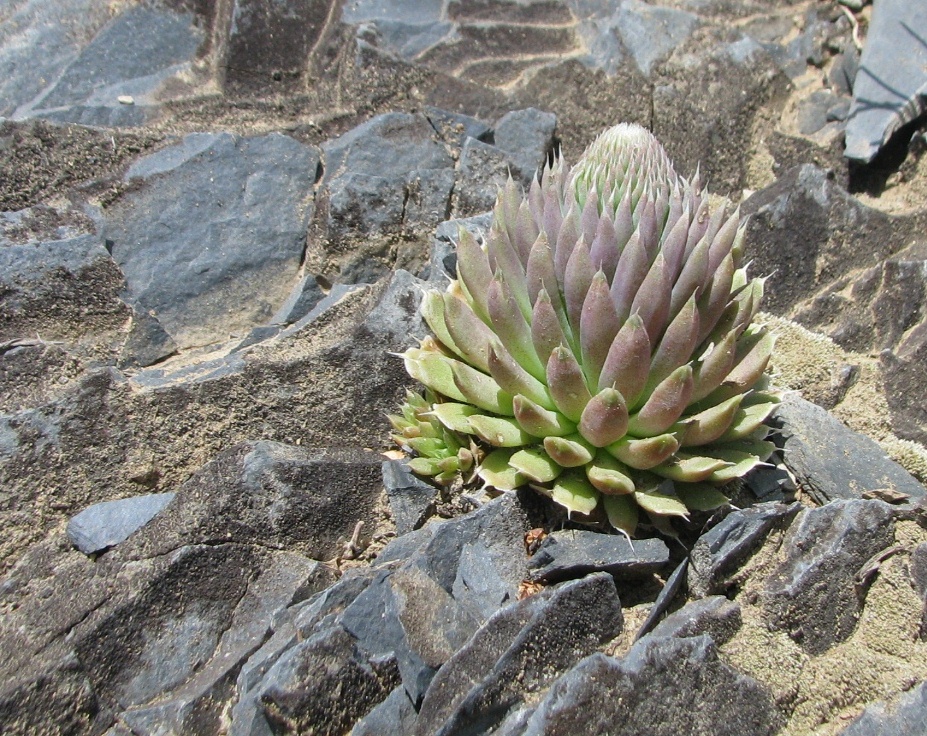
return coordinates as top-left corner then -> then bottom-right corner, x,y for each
774,395 -> 926,504
647,595 -> 742,646
763,499 -> 896,654
527,530 -> 670,584
383,459 -> 437,535
845,0 -> 927,162
103,132 -> 320,349
841,681 -> 927,736
66,492 -> 175,554
414,573 -> 624,736
258,625 -> 400,735
688,502 -> 801,597
521,636 -> 782,735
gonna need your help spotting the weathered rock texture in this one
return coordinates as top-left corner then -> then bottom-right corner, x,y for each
2,0 -> 927,734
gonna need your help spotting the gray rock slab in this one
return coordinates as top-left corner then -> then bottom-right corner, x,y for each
352,685 -> 419,736
383,460 -> 437,536
688,502 -> 801,598
635,558 -> 688,641
425,106 -> 492,148
0,233 -> 128,342
491,108 -> 557,181
339,569 -> 437,705
454,136 -> 523,217
120,552 -> 326,734
117,305 -> 178,369
414,573 -> 624,736
103,132 -> 319,349
0,541 -> 285,733
18,4 -> 205,126
527,530 -> 670,584
647,595 -> 742,646
521,636 -> 783,736
841,680 -> 927,736
763,499 -> 896,654
257,625 -> 400,735
321,112 -> 454,236
66,492 -> 175,555
225,0 -> 331,93
845,0 -> 927,162
774,394 -> 926,504
0,0 -> 113,117
616,0 -> 699,75
269,274 -> 325,326
118,441 -> 385,563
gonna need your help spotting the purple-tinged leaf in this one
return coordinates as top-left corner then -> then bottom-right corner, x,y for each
696,252 -> 735,344
443,292 -> 495,373
526,231 -> 559,306
513,394 -> 576,437
630,253 -> 672,341
578,387 -> 629,447
581,184 -> 600,244
675,394 -> 743,447
554,202 -> 581,283
488,344 -> 552,410
637,199 -> 659,260
580,271 -> 622,387
610,231 -> 650,323
707,209 -> 740,273
532,290 -> 572,367
628,365 -> 694,436
649,296 -> 700,391
589,215 -> 620,282
514,199 -> 539,265
456,228 -> 493,323
564,237 -> 594,339
547,345 -> 592,422
691,328 -> 738,402
488,276 -> 545,380
606,433 -> 679,470
669,228 -> 709,319
598,313 -> 651,402
660,207 -> 691,283
486,225 -> 530,320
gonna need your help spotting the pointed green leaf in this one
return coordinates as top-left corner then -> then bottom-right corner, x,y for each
468,415 -> 534,447
674,483 -> 730,512
586,452 -> 635,495
543,433 -> 595,468
513,395 -> 576,437
430,402 -> 479,434
607,433 -> 679,470
602,494 -> 639,537
450,360 -> 515,416
651,453 -> 732,482
510,447 -> 562,483
634,488 -> 689,518
550,473 -> 600,516
478,448 -> 525,490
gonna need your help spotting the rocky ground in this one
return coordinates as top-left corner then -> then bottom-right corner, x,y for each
2,0 -> 927,734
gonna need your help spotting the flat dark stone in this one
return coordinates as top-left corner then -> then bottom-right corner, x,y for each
521,636 -> 783,736
528,529 -> 670,584
774,394 -> 926,504
841,681 -> 927,736
647,595 -> 742,646
763,499 -> 896,654
414,573 -> 624,736
845,0 -> 927,162
688,502 -> 801,598
66,492 -> 175,554
382,460 -> 437,536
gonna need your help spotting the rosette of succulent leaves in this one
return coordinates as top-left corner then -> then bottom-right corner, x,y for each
389,123 -> 779,537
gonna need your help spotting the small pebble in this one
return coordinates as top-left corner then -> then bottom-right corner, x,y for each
117,95 -> 135,105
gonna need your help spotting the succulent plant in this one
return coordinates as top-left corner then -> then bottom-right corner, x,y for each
393,123 -> 779,536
